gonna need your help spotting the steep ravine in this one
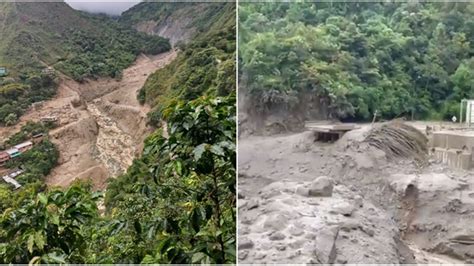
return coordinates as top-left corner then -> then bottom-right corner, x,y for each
52,51 -> 176,189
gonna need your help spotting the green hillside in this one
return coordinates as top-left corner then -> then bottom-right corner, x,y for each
0,2 -> 170,126
121,2 -> 233,44
134,2 -> 236,125
103,2 -> 236,263
239,2 -> 474,124
0,2 -> 170,80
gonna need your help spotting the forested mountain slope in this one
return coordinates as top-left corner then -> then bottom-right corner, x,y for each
135,2 -> 236,125
103,2 -> 236,263
121,2 -> 232,45
239,2 -> 474,130
0,2 -> 170,80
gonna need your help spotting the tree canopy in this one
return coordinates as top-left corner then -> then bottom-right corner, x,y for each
239,2 -> 474,123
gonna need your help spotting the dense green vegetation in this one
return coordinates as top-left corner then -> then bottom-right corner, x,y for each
239,2 -> 474,122
2,121 -> 54,148
0,2 -> 236,264
0,95 -> 235,264
121,2 -> 233,39
1,122 -> 59,186
0,182 -> 99,263
99,95 -> 236,263
138,3 -> 236,126
0,2 -> 170,81
0,73 -> 57,126
55,14 -> 170,81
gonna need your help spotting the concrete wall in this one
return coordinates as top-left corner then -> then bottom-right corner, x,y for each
431,131 -> 474,170
433,148 -> 471,170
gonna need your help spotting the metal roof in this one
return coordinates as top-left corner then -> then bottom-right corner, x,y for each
14,141 -> 33,149
6,148 -> 19,155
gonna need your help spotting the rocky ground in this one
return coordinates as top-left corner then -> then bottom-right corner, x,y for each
238,124 -> 474,263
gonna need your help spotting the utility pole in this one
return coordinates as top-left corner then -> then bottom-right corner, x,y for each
372,110 -> 378,125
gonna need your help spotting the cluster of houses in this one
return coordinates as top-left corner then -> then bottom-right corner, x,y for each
0,141 -> 33,165
0,133 -> 44,165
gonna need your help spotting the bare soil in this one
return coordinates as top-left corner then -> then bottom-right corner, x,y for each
238,122 -> 474,263
0,50 -> 177,189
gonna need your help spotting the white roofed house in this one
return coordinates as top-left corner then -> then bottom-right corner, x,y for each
6,148 -> 20,158
14,141 -> 33,153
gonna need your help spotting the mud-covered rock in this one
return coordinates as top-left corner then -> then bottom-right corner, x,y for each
309,176 -> 334,197
331,202 -> 355,216
239,238 -> 254,250
315,226 -> 339,263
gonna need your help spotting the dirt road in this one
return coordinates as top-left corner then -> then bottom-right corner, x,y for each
0,50 -> 176,189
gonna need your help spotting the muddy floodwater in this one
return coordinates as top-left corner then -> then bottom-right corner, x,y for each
0,51 -> 177,189
238,123 -> 474,263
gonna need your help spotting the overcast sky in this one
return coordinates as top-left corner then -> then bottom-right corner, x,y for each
65,1 -> 141,16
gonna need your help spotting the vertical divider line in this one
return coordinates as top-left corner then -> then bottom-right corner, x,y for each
235,0 -> 240,261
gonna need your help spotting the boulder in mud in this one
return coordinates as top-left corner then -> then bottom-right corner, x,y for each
309,176 -> 334,197
296,186 -> 310,197
239,238 -> 255,250
315,226 -> 339,263
330,201 -> 355,216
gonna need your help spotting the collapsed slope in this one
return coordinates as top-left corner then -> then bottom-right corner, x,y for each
47,51 -> 176,189
121,2 -> 233,45
238,123 -> 474,263
0,51 -> 176,189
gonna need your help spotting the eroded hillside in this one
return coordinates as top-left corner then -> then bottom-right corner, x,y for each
121,2 -> 232,45
0,51 -> 176,189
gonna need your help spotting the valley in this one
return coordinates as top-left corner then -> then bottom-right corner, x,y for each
0,2 -> 236,264
0,50 -> 177,189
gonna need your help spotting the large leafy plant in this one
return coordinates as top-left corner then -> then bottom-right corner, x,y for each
103,94 -> 236,264
0,183 -> 100,264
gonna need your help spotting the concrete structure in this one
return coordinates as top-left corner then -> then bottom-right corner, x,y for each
32,133 -> 45,143
431,130 -> 474,170
1,169 -> 23,189
305,122 -> 359,142
6,148 -> 20,158
41,67 -> 55,76
41,116 -> 59,123
460,99 -> 474,127
0,152 -> 9,165
0,67 -> 7,76
14,141 -> 33,153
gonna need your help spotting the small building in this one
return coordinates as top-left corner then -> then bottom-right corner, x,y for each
14,141 -> 33,153
0,152 -> 10,165
32,133 -> 45,143
42,67 -> 55,75
6,148 -> 20,158
41,116 -> 59,123
0,67 -> 7,76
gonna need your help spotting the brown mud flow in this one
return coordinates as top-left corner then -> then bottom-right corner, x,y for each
238,122 -> 474,264
0,51 -> 177,189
